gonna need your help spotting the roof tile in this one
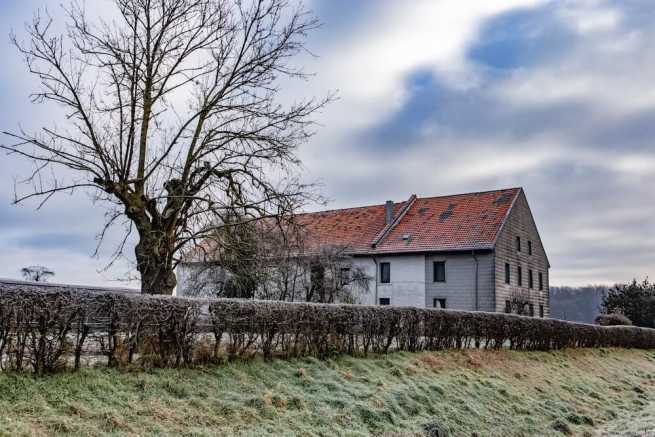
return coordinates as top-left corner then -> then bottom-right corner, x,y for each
298,188 -> 520,254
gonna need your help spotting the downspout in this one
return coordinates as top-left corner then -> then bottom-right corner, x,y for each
472,250 -> 479,311
373,256 -> 378,305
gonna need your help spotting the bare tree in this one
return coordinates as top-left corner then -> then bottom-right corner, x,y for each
180,218 -> 371,303
21,266 -> 55,282
181,208 -> 266,298
297,246 -> 371,304
4,0 -> 329,294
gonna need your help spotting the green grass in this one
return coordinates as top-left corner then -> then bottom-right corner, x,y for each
0,348 -> 654,436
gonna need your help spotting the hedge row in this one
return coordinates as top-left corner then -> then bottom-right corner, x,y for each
0,285 -> 654,373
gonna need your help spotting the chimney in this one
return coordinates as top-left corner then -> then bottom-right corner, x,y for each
385,200 -> 394,225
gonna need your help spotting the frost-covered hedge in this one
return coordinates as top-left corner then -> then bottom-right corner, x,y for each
1,284 -> 654,373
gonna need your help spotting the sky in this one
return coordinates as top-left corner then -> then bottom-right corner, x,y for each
0,0 -> 654,287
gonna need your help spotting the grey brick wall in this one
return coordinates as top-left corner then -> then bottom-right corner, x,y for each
494,190 -> 550,317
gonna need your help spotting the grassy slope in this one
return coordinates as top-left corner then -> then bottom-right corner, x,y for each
0,349 -> 654,437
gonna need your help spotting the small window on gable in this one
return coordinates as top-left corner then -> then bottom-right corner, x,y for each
505,300 -> 511,314
505,263 -> 511,284
528,270 -> 534,289
516,236 -> 521,252
433,298 -> 447,309
379,297 -> 390,306
539,272 -> 544,291
517,266 -> 523,287
433,261 -> 446,282
380,262 -> 390,284
528,241 -> 533,255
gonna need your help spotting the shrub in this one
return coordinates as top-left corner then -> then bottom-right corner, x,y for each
1,282 -> 655,373
595,313 -> 633,326
601,279 -> 655,328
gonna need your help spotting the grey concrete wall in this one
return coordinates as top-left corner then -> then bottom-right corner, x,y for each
370,254 -> 427,307
494,190 -> 550,316
424,253 -> 495,311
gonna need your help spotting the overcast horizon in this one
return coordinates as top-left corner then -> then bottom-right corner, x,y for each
1,0 -> 654,288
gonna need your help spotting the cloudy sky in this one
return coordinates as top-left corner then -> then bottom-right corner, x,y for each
1,0 -> 654,287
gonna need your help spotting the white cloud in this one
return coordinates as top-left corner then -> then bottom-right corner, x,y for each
557,0 -> 622,34
490,2 -> 655,114
305,0 -> 546,130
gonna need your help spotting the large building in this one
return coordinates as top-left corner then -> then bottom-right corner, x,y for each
178,187 -> 550,316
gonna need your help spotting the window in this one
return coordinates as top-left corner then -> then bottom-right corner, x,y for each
528,270 -> 534,289
516,236 -> 521,252
528,241 -> 532,255
433,261 -> 446,282
539,305 -> 544,318
380,262 -> 391,284
310,263 -> 325,293
339,268 -> 351,286
379,297 -> 390,306
539,272 -> 544,291
505,263 -> 511,284
529,304 -> 535,317
517,266 -> 523,286
505,300 -> 511,314
433,298 -> 447,309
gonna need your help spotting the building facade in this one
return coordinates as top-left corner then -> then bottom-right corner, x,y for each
177,187 -> 550,316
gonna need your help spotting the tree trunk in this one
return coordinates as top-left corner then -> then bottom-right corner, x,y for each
135,232 -> 177,295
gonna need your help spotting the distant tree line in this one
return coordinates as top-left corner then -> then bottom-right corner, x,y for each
550,285 -> 608,323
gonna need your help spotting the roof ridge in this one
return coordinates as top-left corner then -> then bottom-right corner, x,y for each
296,187 -> 522,216
295,201 -> 403,216
415,187 -> 521,202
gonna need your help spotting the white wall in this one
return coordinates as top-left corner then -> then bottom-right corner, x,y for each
179,253 -> 495,311
175,263 -> 225,298
351,257 -> 377,305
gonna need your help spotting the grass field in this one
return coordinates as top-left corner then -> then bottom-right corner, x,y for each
0,348 -> 653,436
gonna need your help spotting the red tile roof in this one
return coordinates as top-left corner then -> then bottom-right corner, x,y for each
295,201 -> 409,253
298,188 -> 521,254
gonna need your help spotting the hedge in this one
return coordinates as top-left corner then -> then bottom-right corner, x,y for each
0,285 -> 654,373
